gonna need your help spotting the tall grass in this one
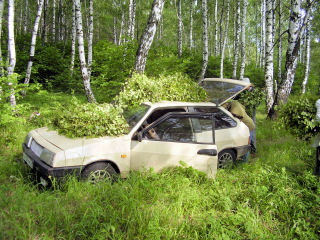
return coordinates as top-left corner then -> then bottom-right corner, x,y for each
0,92 -> 319,239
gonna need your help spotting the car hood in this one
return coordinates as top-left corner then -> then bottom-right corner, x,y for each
35,127 -> 118,151
201,78 -> 252,106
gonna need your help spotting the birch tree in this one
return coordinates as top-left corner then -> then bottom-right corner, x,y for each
177,0 -> 182,57
52,0 -> 56,41
7,0 -> 16,106
214,0 -> 218,56
232,0 -> 241,79
198,0 -> 208,83
74,0 -> 96,103
0,0 -> 4,77
220,0 -> 230,79
260,0 -> 266,68
239,0 -> 247,80
70,0 -> 76,75
265,0 -> 274,112
128,0 -> 136,40
88,0 -> 93,77
24,0 -> 44,89
118,8 -> 125,45
42,0 -> 48,45
276,0 -> 282,90
134,0 -> 165,73
189,0 -> 194,51
268,0 -> 314,118
302,16 -> 311,94
23,0 -> 28,34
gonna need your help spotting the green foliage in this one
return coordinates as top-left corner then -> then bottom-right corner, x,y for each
115,72 -> 207,108
51,98 -> 129,138
244,63 -> 265,88
206,56 -> 233,78
279,94 -> 319,139
238,88 -> 265,116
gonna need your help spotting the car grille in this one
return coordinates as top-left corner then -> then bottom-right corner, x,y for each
30,140 -> 44,158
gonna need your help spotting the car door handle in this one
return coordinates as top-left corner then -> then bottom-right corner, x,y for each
197,149 -> 217,156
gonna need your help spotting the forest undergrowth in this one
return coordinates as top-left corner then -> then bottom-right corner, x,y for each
0,91 -> 319,240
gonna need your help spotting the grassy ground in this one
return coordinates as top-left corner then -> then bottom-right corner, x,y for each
0,91 -> 319,239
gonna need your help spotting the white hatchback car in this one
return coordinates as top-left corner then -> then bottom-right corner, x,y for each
22,79 -> 252,184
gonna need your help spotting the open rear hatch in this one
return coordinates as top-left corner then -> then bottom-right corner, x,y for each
201,78 -> 252,106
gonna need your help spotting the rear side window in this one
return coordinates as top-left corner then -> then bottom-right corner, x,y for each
190,107 -> 236,130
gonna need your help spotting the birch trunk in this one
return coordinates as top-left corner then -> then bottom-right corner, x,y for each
177,0 -> 182,57
7,0 -> 16,106
113,17 -> 117,44
70,1 -> 76,75
42,0 -> 48,45
276,0 -> 282,91
59,0 -> 64,41
0,0 -> 4,77
88,0 -> 93,77
24,0 -> 44,87
265,0 -> 274,112
118,9 -> 125,45
239,0 -> 247,80
198,0 -> 208,83
74,0 -> 96,103
189,0 -> 194,51
134,0 -> 165,74
302,17 -> 311,94
214,0 -> 218,56
260,0 -> 266,68
23,0 -> 28,34
128,0 -> 136,39
220,0 -> 230,79
232,0 -> 241,79
52,0 -> 56,42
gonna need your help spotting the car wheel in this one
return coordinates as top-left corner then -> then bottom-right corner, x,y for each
82,162 -> 117,184
218,149 -> 236,169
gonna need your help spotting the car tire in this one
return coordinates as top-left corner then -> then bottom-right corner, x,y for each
82,162 -> 117,184
218,149 -> 236,169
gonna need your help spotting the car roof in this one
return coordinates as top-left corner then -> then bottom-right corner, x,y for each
143,101 -> 217,108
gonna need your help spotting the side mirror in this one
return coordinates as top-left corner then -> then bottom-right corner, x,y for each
137,132 -> 143,142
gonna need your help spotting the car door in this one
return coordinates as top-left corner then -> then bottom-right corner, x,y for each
130,113 -> 218,178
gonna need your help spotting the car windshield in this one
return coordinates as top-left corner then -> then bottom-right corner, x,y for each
123,104 -> 150,131
201,81 -> 246,105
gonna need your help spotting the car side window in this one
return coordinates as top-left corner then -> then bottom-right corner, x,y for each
144,116 -> 213,144
191,107 -> 236,130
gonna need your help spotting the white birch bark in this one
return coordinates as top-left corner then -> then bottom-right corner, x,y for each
88,0 -> 93,77
189,0 -> 194,51
232,0 -> 241,79
24,0 -> 44,87
70,0 -> 76,75
276,0 -> 282,90
52,0 -> 56,41
260,0 -> 266,68
198,0 -> 208,83
59,0 -> 64,41
177,0 -> 182,57
214,0 -> 218,56
7,0 -> 16,106
23,0 -> 28,34
42,0 -> 48,45
74,0 -> 96,103
239,0 -> 247,80
220,0 -> 230,79
0,0 -> 4,77
128,0 -> 136,39
265,0 -> 274,112
302,17 -> 311,94
113,16 -> 117,44
118,9 -> 125,45
134,0 -> 165,73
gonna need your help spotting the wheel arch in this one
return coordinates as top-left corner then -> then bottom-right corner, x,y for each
81,160 -> 121,175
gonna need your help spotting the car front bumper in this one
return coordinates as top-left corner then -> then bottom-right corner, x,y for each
22,144 -> 81,181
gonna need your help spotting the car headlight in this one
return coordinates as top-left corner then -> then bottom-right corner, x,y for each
40,149 -> 55,164
24,134 -> 32,148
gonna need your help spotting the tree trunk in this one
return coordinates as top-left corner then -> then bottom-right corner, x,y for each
134,0 -> 165,74
59,0 -> 64,41
128,0 -> 136,40
276,0 -> 282,91
52,0 -> 56,42
7,0 -> 16,106
24,0 -> 44,88
268,0 -> 313,118
42,0 -> 48,45
189,0 -> 194,52
177,0 -> 182,57
70,0 -> 76,75
260,0 -> 266,68
219,0 -> 225,56
113,16 -> 117,44
23,0 -> 28,34
118,8 -> 125,45
265,0 -> 274,112
74,0 -> 96,103
302,16 -> 311,94
214,0 -> 218,56
239,0 -> 247,80
0,0 -> 4,77
220,0 -> 230,79
198,0 -> 208,83
232,0 -> 240,79
88,0 -> 93,77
